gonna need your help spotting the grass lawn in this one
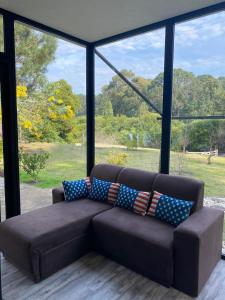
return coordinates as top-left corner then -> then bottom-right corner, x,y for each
19,142 -> 225,197
20,143 -> 87,188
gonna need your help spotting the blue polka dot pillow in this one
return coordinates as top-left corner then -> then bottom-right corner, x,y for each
147,191 -> 193,226
88,177 -> 120,204
115,184 -> 151,216
63,177 -> 91,202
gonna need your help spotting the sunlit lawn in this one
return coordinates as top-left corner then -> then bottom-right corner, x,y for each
19,143 -> 225,197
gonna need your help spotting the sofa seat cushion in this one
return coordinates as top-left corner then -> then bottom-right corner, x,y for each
0,199 -> 112,278
92,207 -> 174,287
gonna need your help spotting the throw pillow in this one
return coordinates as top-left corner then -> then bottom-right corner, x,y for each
115,184 -> 151,216
147,191 -> 193,226
63,177 -> 91,201
88,177 -> 120,204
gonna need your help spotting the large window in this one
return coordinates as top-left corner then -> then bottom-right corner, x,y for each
0,15 -> 5,218
95,29 -> 165,171
15,22 -> 86,213
0,86 -> 5,220
170,12 -> 225,252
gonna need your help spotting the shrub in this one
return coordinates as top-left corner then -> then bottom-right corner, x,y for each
106,151 -> 128,166
19,148 -> 50,182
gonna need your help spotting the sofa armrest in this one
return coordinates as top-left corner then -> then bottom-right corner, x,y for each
52,187 -> 65,204
174,207 -> 224,297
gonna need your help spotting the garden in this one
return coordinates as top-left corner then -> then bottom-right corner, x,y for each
16,142 -> 225,197
0,22 -> 225,199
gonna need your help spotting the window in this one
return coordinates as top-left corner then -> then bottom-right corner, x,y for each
0,85 -> 5,219
95,29 -> 165,171
15,21 -> 86,213
170,12 -> 225,253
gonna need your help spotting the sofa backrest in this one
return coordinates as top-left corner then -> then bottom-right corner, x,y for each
90,164 -> 204,213
116,167 -> 157,192
152,174 -> 204,212
90,164 -> 123,183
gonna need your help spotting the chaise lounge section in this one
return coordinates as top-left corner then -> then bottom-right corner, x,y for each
0,199 -> 112,282
0,164 -> 223,297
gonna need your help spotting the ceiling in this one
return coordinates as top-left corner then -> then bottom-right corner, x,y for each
0,0 -> 224,42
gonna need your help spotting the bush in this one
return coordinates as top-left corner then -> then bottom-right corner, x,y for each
19,148 -> 50,182
106,151 -> 128,166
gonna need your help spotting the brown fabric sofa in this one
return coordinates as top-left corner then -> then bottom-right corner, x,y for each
0,164 -> 223,297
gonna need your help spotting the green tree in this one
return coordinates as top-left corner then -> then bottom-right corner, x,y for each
147,69 -> 225,117
188,120 -> 225,152
96,94 -> 113,116
147,72 -> 164,113
14,22 -> 57,91
196,75 -> 225,115
18,80 -> 81,143
77,94 -> 86,116
99,70 -> 150,117
148,69 -> 198,116
43,80 -> 81,141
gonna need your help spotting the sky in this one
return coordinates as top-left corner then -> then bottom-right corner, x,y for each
46,11 -> 225,95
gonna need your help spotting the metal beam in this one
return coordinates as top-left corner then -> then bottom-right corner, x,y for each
95,49 -> 162,116
172,115 -> 225,120
86,44 -> 95,175
160,23 -> 175,174
2,14 -> 21,218
157,115 -> 225,120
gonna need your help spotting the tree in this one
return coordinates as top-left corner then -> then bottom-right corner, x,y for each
188,120 -> 225,152
17,80 -> 81,142
147,69 -> 225,117
148,69 -> 198,116
14,22 -> 57,91
96,94 -> 113,116
45,80 -> 81,141
77,94 -> 86,116
99,70 -> 150,117
196,75 -> 225,115
147,72 -> 164,113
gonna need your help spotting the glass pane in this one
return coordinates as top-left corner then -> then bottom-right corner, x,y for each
0,15 -> 4,52
170,12 -> 225,253
95,29 -> 165,171
0,84 -> 5,220
15,21 -> 86,213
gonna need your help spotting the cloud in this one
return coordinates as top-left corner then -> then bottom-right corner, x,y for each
47,39 -> 86,94
175,11 -> 225,46
99,28 -> 165,53
175,24 -> 199,46
46,11 -> 225,94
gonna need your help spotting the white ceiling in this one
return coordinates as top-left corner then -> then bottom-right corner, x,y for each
0,0 -> 224,42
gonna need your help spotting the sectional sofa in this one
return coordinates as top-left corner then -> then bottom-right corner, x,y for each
0,164 -> 223,297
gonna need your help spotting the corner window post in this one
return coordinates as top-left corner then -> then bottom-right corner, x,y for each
86,44 -> 95,175
160,23 -> 175,174
2,13 -> 21,217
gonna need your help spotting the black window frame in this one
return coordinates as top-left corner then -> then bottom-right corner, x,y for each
0,3 -> 225,259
